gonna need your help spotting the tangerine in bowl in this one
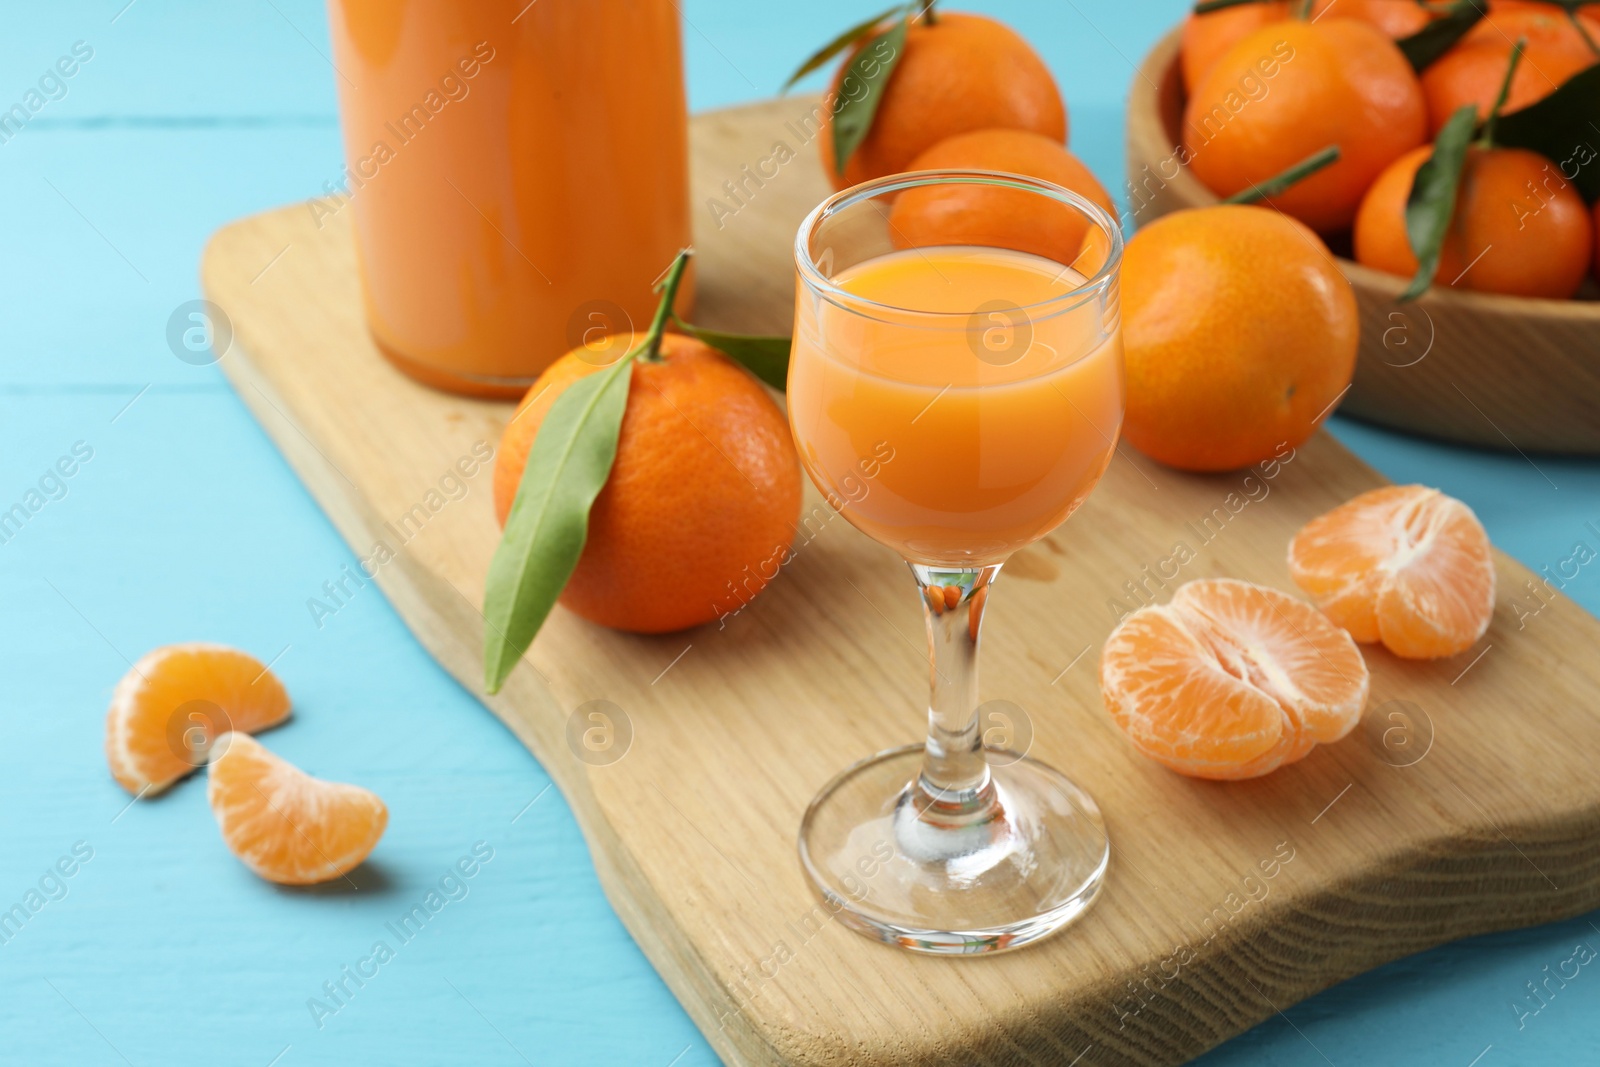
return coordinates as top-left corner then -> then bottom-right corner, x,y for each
1125,23 -> 1600,455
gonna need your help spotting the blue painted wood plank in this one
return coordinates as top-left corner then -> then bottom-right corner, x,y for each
0,389 -> 716,1066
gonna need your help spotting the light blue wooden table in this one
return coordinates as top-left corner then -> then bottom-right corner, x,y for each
3,2 -> 1596,1063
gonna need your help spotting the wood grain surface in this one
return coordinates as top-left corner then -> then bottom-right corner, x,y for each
1125,29 -> 1600,456
202,97 -> 1600,1066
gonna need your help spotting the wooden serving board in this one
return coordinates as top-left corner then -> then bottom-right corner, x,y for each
202,98 -> 1600,1066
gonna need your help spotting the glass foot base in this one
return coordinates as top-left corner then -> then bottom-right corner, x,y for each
798,743 -> 1109,955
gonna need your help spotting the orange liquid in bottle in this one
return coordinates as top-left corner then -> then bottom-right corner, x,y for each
328,0 -> 692,397
789,246 -> 1124,565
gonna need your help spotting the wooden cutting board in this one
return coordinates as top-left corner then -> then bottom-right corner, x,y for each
202,97 -> 1600,1066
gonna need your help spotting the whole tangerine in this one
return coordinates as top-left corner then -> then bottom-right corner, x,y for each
1354,144 -> 1593,299
1421,7 -> 1600,135
1181,2 -> 1290,94
1181,2 -> 1435,95
1311,0 -> 1438,38
818,12 -> 1066,190
1121,205 -> 1358,472
1184,18 -> 1428,233
493,333 -> 803,633
887,128 -> 1117,265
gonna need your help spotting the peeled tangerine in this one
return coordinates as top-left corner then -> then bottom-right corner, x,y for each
1101,578 -> 1369,780
1289,485 -> 1495,659
208,732 -> 387,885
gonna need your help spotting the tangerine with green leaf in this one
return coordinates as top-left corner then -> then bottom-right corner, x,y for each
1184,18 -> 1428,233
1180,1 -> 1434,94
886,128 -> 1116,264
1354,143 -> 1593,298
1357,43 -> 1595,300
811,8 -> 1066,190
1421,7 -> 1600,135
492,331 -> 802,636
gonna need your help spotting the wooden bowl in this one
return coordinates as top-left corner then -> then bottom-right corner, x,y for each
1126,28 -> 1600,454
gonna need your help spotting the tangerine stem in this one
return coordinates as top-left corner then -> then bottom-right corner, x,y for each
1193,0 -> 1273,13
1480,37 -> 1526,149
916,0 -> 938,25
1569,11 -> 1600,59
642,248 -> 692,362
1222,145 -> 1341,204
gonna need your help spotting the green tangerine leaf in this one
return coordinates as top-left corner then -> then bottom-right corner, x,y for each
482,350 -> 635,693
1398,0 -> 1488,73
1191,0 -> 1275,13
1494,62 -> 1600,203
481,249 -> 691,693
831,16 -> 910,177
1481,36 -> 1527,146
673,320 -> 791,391
1572,13 -> 1600,59
1401,104 -> 1478,302
782,4 -> 908,92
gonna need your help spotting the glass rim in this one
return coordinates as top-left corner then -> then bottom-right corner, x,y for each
793,168 -> 1125,321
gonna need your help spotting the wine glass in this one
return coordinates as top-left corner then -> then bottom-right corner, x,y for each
789,170 -> 1124,954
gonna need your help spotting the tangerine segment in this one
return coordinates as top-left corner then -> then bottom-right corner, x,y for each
1100,606 -> 1287,772
1289,486 -> 1495,660
1285,485 -> 1418,642
208,733 -> 387,885
1101,578 -> 1369,780
106,643 -> 291,796
1172,580 -> 1369,745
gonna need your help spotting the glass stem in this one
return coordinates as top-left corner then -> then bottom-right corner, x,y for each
909,563 -> 1002,821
